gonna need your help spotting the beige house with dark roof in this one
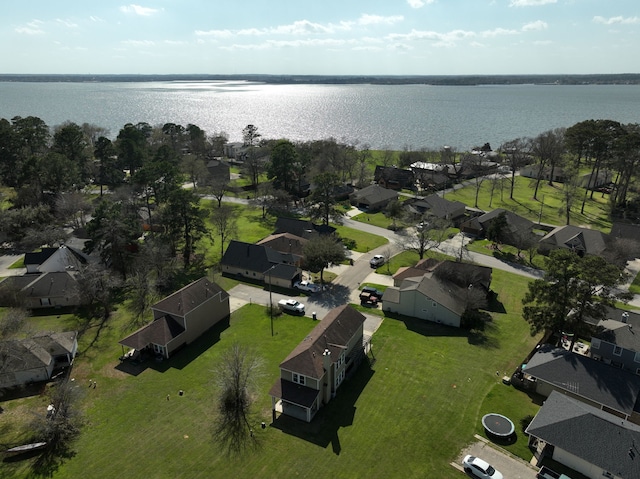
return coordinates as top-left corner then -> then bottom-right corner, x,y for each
382,275 -> 467,328
269,305 -> 366,422
119,277 -> 229,359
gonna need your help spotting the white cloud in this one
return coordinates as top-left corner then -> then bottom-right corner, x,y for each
195,29 -> 233,38
270,20 -> 334,35
358,14 -> 403,26
522,20 -> 548,31
56,19 -> 78,28
196,15 -> 401,39
481,27 -> 519,37
407,0 -> 435,8
388,29 -> 476,47
510,0 -> 556,6
593,16 -> 640,25
15,20 -> 45,35
119,4 -> 161,16
121,39 -> 156,46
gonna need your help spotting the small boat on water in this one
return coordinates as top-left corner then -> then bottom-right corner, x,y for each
4,442 -> 47,456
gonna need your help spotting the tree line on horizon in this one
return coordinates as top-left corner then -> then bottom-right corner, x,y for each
1,115 -> 640,266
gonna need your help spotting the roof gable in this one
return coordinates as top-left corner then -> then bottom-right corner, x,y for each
152,277 -> 228,318
541,225 -> 608,255
350,184 -> 398,204
119,315 -> 186,350
38,245 -> 88,273
273,217 -> 335,239
525,344 -> 640,415
280,305 -> 365,379
526,391 -> 640,478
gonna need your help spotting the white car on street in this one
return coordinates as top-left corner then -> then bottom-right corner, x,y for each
370,254 -> 385,267
278,299 -> 305,315
293,280 -> 321,293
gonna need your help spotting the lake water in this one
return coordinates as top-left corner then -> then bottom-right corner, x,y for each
1,81 -> 639,151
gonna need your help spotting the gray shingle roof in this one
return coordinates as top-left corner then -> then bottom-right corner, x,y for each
540,225 -> 608,255
152,277 -> 228,318
221,241 -> 297,279
526,391 -> 640,479
525,344 -> 640,416
279,305 -> 365,379
119,315 -> 186,350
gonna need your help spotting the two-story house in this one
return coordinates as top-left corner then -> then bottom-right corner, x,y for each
269,305 -> 366,422
589,308 -> 640,373
119,277 -> 229,359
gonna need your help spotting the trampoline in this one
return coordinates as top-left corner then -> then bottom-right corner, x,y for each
482,413 -> 515,437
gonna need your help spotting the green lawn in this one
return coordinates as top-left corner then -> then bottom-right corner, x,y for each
448,176 -> 612,232
465,238 -> 547,270
1,266 -> 541,478
630,272 -> 640,295
333,223 -> 389,253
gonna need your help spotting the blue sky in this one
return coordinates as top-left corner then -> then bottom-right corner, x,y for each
2,0 -> 639,75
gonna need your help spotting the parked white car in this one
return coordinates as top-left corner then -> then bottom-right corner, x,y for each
370,254 -> 385,267
278,299 -> 305,315
462,455 -> 503,479
293,280 -> 321,293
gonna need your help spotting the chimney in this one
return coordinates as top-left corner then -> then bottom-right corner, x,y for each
322,348 -> 331,370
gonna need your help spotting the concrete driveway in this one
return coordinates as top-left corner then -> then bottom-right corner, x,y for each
453,435 -> 538,479
228,282 -> 383,337
0,254 -> 25,277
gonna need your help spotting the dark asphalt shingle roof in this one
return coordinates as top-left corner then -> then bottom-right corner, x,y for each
279,305 -> 365,380
221,241 -> 298,280
525,344 -> 640,416
119,315 -> 186,350
152,277 -> 228,318
526,391 -> 640,479
540,225 -> 607,255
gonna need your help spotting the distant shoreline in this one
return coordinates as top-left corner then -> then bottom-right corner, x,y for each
2,73 -> 640,86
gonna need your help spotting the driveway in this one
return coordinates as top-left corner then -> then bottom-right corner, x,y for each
453,435 -> 538,479
228,282 -> 383,337
0,253 -> 25,277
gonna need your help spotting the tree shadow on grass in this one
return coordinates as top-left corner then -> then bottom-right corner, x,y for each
383,311 -> 468,339
270,360 -> 374,454
467,320 -> 500,350
114,315 -> 230,376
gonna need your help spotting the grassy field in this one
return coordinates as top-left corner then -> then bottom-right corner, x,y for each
447,175 -> 613,232
333,223 -> 389,253
1,266 -> 541,478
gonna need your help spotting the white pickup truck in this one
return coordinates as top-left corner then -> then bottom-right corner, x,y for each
278,299 -> 305,315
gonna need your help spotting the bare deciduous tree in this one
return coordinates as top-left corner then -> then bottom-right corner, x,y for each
210,204 -> 238,257
213,344 -> 262,456
403,217 -> 451,260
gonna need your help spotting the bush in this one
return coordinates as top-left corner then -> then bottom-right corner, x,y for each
520,414 -> 534,433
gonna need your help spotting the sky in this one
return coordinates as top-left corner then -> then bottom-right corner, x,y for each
2,0 -> 640,75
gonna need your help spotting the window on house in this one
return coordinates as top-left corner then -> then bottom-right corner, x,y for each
635,352 -> 640,364
40,298 -> 51,306
614,346 -> 623,356
292,373 -> 305,386
591,338 -> 601,349
335,369 -> 345,389
432,301 -> 437,308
